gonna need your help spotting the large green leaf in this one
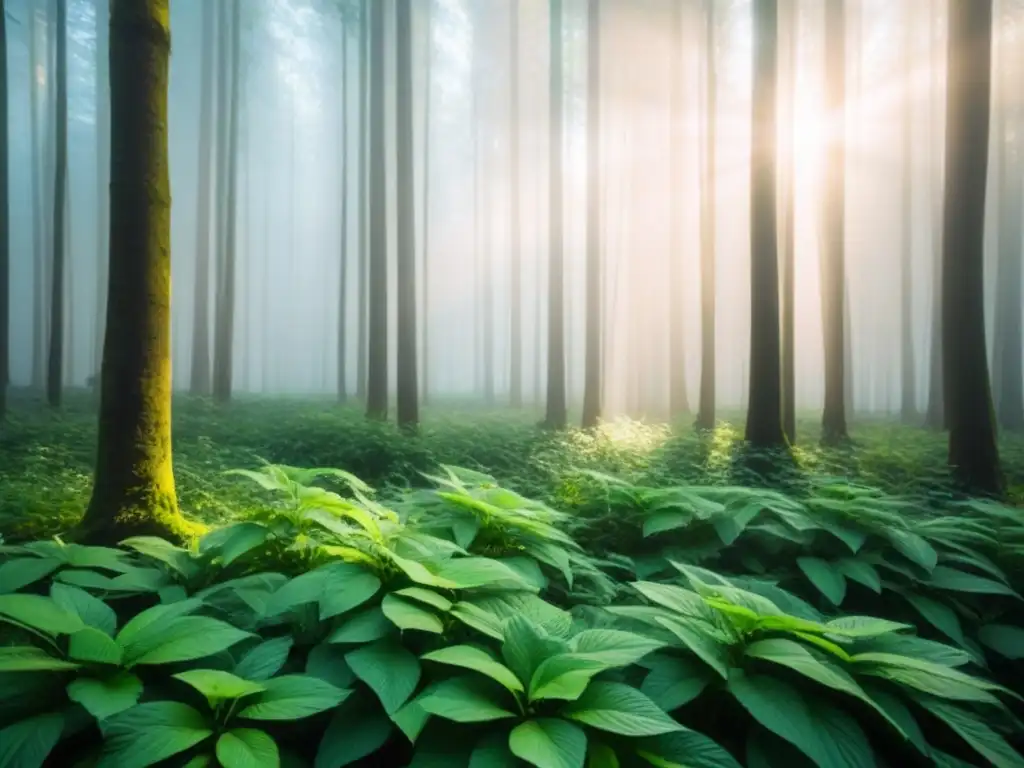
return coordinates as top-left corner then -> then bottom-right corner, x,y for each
234,636 -> 293,681
502,616 -> 569,690
0,593 -> 84,635
417,676 -> 517,722
563,682 -> 681,737
98,701 -> 214,768
120,537 -> 197,577
434,557 -> 537,590
422,644 -> 524,694
50,583 -> 118,636
852,653 -> 1005,705
114,599 -> 203,652
328,607 -> 393,644
927,567 -> 1018,597
978,624 -> 1024,660
569,630 -> 664,666
901,593 -> 966,645
796,558 -> 846,606
315,703 -> 392,768
381,595 -> 445,634
640,655 -> 714,711
205,523 -> 271,566
653,617 -> 729,679
508,719 -> 587,768
68,627 -> 123,665
0,646 -> 79,672
834,559 -> 881,593
394,587 -> 453,612
887,530 -> 937,571
913,696 -> 1024,768
319,569 -> 382,620
238,675 -> 349,720
174,669 -> 267,702
0,558 -> 62,594
823,616 -> 912,638
529,654 -> 611,702
469,732 -> 519,768
0,713 -> 65,768
127,617 -> 251,666
636,729 -> 743,768
67,672 -> 144,721
216,728 -> 280,768
306,644 -> 357,689
345,639 -> 421,714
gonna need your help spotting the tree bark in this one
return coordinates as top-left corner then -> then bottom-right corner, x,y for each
942,0 -> 1003,494
925,2 -> 946,430
78,0 -> 197,545
581,0 -> 601,429
46,0 -> 68,408
509,1 -> 523,409
396,0 -> 418,429
668,0 -> 689,421
356,0 -> 369,400
0,0 -> 8,418
544,0 -> 567,429
30,1 -> 46,390
899,0 -> 916,422
93,0 -> 110,378
745,0 -> 785,449
421,0 -> 433,405
780,0 -> 797,442
337,22 -> 350,404
365,0 -> 388,420
696,0 -> 717,431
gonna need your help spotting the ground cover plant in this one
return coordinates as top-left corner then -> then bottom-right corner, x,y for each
2,396 -> 1024,767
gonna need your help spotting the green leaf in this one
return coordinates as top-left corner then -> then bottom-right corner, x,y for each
120,537 -> 196,577
823,615 -> 912,638
114,598 -> 203,652
98,701 -> 214,768
319,570 -> 382,620
234,636 -> 293,681
394,587 -> 453,612
422,645 -> 524,694
587,742 -> 619,768
913,697 -> 1024,768
345,639 -> 420,714
509,719 -> 587,768
529,654 -> 609,702
381,594 -> 445,634
50,583 -> 118,636
0,593 -> 84,635
0,646 -> 79,672
636,729 -> 743,768
901,593 -> 965,645
643,512 -> 691,539
328,607 -> 393,644
417,676 -> 517,722
128,617 -> 251,666
0,558 -> 62,594
67,672 -> 143,721
435,557 -> 537,590
206,523 -> 271,566
978,624 -> 1024,660
306,644 -> 356,689
796,558 -> 846,606
640,655 -> 714,711
263,567 -> 333,617
392,698 -> 431,743
216,728 -> 280,768
928,566 -> 1018,597
834,559 -> 881,593
569,629 -> 664,666
502,616 -> 570,687
653,617 -> 729,679
69,627 -> 123,665
238,675 -> 349,720
469,732 -> 519,768
315,704 -> 392,768
0,712 -> 65,768
563,682 -> 682,737
174,669 -> 267,702
888,530 -> 938,571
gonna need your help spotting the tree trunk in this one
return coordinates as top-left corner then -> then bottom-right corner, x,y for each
93,0 -> 110,378
337,24 -> 350,404
942,0 -> 1003,495
0,0 -> 8,417
696,0 -> 717,431
189,0 -> 215,397
356,0 -> 369,400
421,0 -> 433,405
31,1 -> 46,390
745,0 -> 785,449
899,0 -> 916,422
668,0 -> 689,421
925,2 -> 946,430
509,1 -> 523,409
821,0 -> 848,444
78,0 -> 196,545
581,0 -> 601,429
212,0 -> 240,405
396,0 -> 418,429
45,0 -> 67,408
544,0 -> 567,429
365,0 -> 388,420
780,0 -> 796,442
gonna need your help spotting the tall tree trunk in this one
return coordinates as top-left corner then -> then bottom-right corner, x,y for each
30,1 -> 46,390
581,0 -> 601,429
365,0 -> 388,420
509,1 -> 523,409
942,0 -> 1003,494
93,0 -> 110,377
925,3 -> 945,429
421,0 -> 432,405
46,0 -> 68,408
696,0 -> 717,431
356,0 -> 369,400
396,0 -> 418,429
338,25 -> 350,404
544,0 -> 567,429
190,0 -> 215,397
212,0 -> 240,405
78,0 -> 195,544
745,0 -> 784,449
900,1 -> 916,422
780,0 -> 796,442
821,0 -> 848,443
0,0 -> 8,417
668,0 -> 688,420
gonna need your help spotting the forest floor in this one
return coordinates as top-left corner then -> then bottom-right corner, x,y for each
3,388 -> 1023,543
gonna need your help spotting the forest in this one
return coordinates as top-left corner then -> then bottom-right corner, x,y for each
1,0 -> 1024,766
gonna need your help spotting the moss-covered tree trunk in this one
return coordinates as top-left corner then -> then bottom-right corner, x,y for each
744,0 -> 785,449
941,0 -> 1003,495
0,0 -> 7,419
696,0 -> 717,432
396,0 -> 418,430
78,0 -> 196,545
46,0 -> 68,409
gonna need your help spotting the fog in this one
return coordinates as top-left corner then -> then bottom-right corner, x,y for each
4,0 -> 1021,420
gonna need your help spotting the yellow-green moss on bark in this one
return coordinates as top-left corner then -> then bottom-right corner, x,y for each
76,0 -> 201,546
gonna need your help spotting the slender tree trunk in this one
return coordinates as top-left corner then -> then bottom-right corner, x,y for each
942,0 -> 1003,494
338,26 -> 350,404
190,0 -> 215,397
696,0 -> 717,431
544,0 -> 567,429
46,0 -> 68,408
821,0 -> 848,444
93,0 -> 110,378
900,1 -> 916,422
421,0 -> 432,405
509,1 -> 523,409
365,0 -> 388,420
581,0 -> 601,429
30,1 -> 46,390
78,0 -> 195,544
356,0 -> 369,400
745,0 -> 785,449
668,0 -> 689,420
925,3 -> 946,429
780,0 -> 796,442
0,0 -> 8,417
396,0 -> 418,429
